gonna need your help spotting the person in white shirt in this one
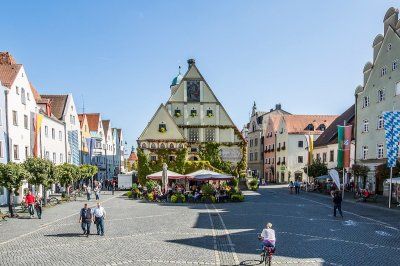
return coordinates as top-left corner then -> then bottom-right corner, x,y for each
92,202 -> 106,236
259,222 -> 276,252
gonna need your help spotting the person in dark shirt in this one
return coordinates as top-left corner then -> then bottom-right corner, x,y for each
333,191 -> 343,218
79,203 -> 93,237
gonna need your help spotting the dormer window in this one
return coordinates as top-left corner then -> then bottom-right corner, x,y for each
206,109 -> 213,117
190,109 -> 197,117
317,124 -> 326,131
159,123 -> 167,133
174,109 -> 181,117
305,124 -> 314,131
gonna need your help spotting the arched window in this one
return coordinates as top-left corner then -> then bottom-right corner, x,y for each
169,143 -> 175,149
160,143 -> 166,149
178,143 -> 183,149
150,143 -> 156,149
252,122 -> 256,131
141,143 -> 147,149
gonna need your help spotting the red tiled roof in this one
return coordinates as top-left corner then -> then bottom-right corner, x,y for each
78,114 -> 86,128
283,115 -> 338,134
84,113 -> 100,131
41,95 -> 68,120
128,151 -> 138,162
102,120 -> 110,134
0,52 -> 21,88
0,64 -> 21,88
29,82 -> 41,101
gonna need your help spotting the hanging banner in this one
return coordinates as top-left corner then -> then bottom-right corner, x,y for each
337,125 -> 352,168
383,111 -> 400,167
305,134 -> 314,165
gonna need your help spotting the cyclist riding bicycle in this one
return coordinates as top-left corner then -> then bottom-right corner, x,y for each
259,222 -> 276,255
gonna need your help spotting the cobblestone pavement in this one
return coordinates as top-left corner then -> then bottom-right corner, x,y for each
0,187 -> 400,266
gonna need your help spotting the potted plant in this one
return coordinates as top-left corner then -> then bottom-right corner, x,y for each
201,183 -> 216,203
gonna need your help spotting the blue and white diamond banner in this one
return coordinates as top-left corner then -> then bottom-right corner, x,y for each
383,111 -> 400,167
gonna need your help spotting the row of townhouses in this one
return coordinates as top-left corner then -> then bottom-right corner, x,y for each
0,52 -> 125,205
244,7 -> 400,195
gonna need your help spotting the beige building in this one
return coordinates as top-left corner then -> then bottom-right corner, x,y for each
355,7 -> 400,193
244,103 -> 289,180
275,115 -> 337,183
138,59 -> 245,166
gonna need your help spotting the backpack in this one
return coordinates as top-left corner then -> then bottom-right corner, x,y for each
81,208 -> 92,221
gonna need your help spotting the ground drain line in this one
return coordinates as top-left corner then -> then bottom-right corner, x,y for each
210,204 -> 240,266
206,204 -> 221,266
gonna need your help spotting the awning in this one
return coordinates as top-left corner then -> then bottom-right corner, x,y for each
384,177 -> 400,184
187,169 -> 234,181
146,170 -> 192,180
314,175 -> 332,181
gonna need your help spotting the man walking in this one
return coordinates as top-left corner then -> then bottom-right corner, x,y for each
94,185 -> 100,201
86,185 -> 92,201
93,202 -> 106,236
79,203 -> 93,237
294,180 -> 300,194
25,191 -> 36,218
333,191 -> 343,218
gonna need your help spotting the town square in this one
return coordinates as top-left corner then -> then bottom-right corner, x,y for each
1,1 -> 400,266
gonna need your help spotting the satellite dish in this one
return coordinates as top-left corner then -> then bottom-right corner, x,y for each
329,169 -> 340,188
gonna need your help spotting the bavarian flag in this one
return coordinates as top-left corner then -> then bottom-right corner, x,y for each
337,125 -> 352,168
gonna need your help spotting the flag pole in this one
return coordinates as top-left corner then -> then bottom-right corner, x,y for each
342,120 -> 346,199
389,167 -> 393,208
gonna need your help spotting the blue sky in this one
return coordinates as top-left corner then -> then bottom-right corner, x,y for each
1,1 -> 398,151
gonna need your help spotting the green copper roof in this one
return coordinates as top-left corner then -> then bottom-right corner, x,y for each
171,73 -> 183,86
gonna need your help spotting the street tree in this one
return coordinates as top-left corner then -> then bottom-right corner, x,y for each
137,148 -> 151,185
0,162 -> 31,217
23,157 -> 55,194
79,164 -> 98,187
351,164 -> 370,189
55,163 -> 79,194
305,158 -> 328,178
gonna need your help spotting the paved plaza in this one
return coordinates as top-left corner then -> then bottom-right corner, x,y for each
1,186 -> 400,266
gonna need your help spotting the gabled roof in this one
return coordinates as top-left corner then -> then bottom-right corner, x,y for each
30,82 -> 41,101
84,113 -> 101,131
0,52 -> 22,88
314,105 -> 355,147
102,120 -> 110,134
128,151 -> 138,162
283,115 -> 338,134
0,64 -> 21,88
78,114 -> 86,128
266,114 -> 287,133
138,104 -> 185,141
41,94 -> 68,120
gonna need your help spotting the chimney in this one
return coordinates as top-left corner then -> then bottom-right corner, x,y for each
275,104 -> 281,110
187,58 -> 195,69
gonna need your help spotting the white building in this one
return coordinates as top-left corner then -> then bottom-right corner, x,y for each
275,115 -> 338,183
85,113 -> 106,181
41,94 -> 81,165
313,105 -> 355,171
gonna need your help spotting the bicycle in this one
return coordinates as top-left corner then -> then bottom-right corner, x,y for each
46,196 -> 60,206
260,246 -> 275,266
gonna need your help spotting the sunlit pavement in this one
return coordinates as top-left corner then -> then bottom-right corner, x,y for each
0,187 -> 399,266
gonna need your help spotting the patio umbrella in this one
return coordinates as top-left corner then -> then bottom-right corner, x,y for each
188,169 -> 234,181
146,170 -> 192,180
